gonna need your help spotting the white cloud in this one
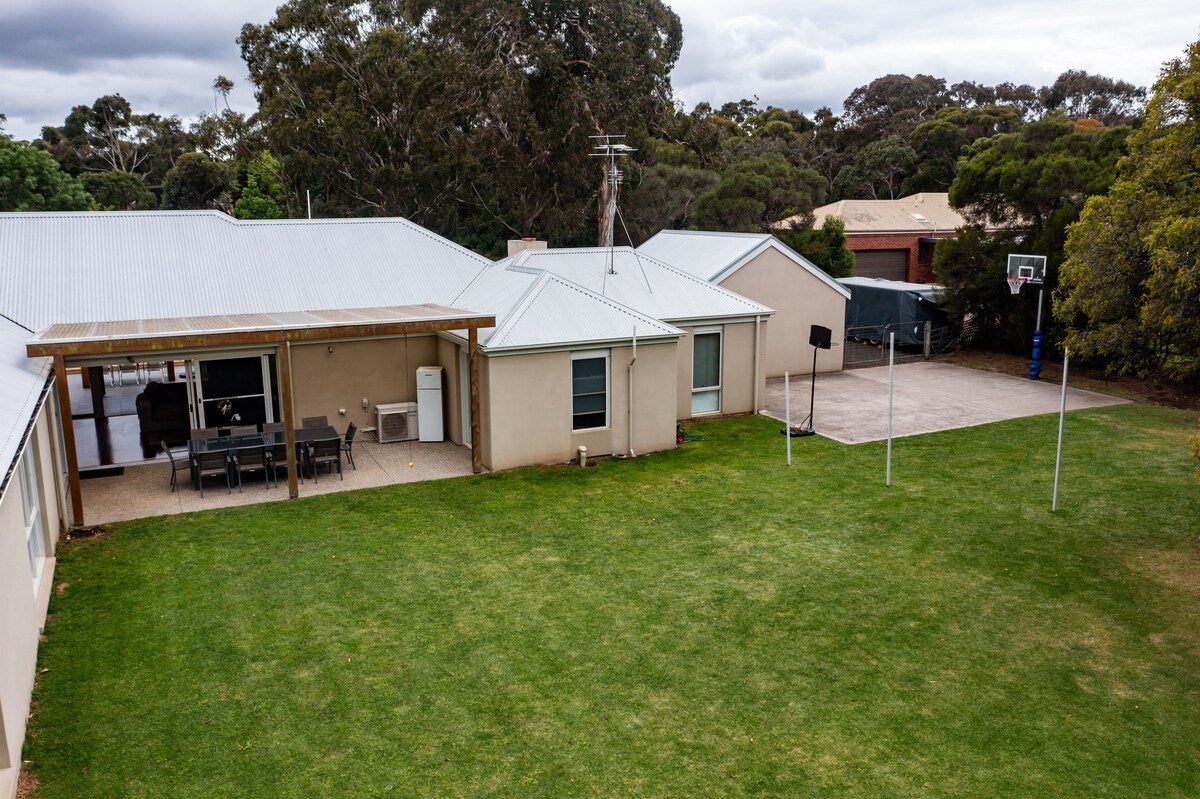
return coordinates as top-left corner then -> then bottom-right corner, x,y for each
1,0 -> 1197,140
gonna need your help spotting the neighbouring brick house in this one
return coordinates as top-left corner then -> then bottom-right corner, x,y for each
779,193 -> 972,284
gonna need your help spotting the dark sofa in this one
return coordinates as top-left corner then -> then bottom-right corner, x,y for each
136,381 -> 189,434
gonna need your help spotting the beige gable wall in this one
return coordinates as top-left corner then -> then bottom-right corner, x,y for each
675,320 -> 766,420
717,247 -> 846,377
482,341 -> 678,472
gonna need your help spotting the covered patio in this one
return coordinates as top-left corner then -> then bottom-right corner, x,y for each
78,437 -> 474,525
27,304 -> 495,527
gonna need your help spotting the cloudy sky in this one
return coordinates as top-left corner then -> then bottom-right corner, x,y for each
1,0 -> 1197,142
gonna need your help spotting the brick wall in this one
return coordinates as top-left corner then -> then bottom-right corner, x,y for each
846,231 -> 957,283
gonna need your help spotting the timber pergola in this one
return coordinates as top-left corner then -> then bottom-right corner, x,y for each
27,304 -> 495,527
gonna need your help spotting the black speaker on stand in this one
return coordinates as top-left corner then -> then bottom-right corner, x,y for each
788,324 -> 832,436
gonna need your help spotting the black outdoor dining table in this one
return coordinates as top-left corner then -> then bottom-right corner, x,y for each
189,433 -> 269,455
188,427 -> 341,488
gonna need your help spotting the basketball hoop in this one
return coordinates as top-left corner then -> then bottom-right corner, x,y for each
1006,276 -> 1025,294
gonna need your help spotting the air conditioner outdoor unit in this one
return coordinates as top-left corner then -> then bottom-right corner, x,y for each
376,402 -> 418,443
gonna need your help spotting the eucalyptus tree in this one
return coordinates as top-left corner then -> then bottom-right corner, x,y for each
239,0 -> 681,249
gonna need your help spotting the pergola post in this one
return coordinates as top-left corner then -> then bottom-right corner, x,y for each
276,341 -> 299,499
52,356 -> 85,526
469,328 -> 482,474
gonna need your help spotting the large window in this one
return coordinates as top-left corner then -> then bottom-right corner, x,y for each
572,351 -> 609,430
691,328 -> 722,415
19,447 -> 46,590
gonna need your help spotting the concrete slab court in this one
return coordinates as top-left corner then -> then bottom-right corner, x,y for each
763,362 -> 1130,444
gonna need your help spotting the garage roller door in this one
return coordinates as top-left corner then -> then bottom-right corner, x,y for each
854,249 -> 907,280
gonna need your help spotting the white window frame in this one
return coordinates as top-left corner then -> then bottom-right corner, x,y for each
691,327 -> 723,415
571,350 -> 610,431
18,447 -> 46,591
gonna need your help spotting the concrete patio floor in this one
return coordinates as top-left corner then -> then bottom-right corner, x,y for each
763,362 -> 1130,444
79,437 -> 476,525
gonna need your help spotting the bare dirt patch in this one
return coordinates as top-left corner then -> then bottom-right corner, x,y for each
16,767 -> 39,798
934,350 -> 1200,411
1127,547 -> 1200,599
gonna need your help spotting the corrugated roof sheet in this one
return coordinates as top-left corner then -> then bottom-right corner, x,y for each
794,193 -> 969,233
453,268 -> 679,351
637,230 -> 850,299
0,316 -> 50,499
30,304 -> 489,347
496,247 -> 772,322
638,230 -> 772,282
0,211 -> 492,332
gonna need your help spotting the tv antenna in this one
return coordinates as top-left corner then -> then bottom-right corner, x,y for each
590,134 -> 635,273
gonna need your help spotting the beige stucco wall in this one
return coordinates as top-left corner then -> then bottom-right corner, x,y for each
718,247 -> 847,376
0,401 -> 63,799
290,336 -> 440,433
481,342 -> 678,472
675,321 -> 765,420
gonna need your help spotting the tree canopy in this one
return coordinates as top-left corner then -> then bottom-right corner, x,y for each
239,0 -> 682,250
1057,38 -> 1200,380
935,117 -> 1130,349
0,137 -> 91,211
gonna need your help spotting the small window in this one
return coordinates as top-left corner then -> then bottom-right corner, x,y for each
691,329 -> 722,415
918,239 -> 936,264
571,352 -> 608,430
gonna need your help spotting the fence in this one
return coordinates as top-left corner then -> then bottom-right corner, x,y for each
843,321 -> 961,369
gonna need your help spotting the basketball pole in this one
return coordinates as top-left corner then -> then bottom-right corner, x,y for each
1052,348 -> 1069,512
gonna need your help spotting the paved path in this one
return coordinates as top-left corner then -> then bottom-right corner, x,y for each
763,362 -> 1130,444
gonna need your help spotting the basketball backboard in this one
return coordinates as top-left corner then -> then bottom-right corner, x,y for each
1007,254 -> 1047,285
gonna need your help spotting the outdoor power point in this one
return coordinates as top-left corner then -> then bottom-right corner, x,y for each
361,398 -> 369,409
338,408 -> 346,415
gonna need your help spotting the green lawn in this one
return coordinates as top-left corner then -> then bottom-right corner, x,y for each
27,405 -> 1200,798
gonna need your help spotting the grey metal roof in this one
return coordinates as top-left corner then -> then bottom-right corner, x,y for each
638,230 -> 772,281
637,230 -> 850,299
0,316 -> 50,500
495,247 -> 773,323
839,276 -> 946,303
453,267 -> 680,352
0,211 -> 492,332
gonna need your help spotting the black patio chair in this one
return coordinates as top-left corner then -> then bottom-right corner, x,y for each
301,416 -> 328,429
233,445 -> 271,491
266,441 -> 301,486
262,422 -> 284,433
230,425 -> 258,436
161,441 -> 191,493
194,450 -> 232,496
191,427 -> 219,441
309,437 -> 342,482
341,422 -> 358,470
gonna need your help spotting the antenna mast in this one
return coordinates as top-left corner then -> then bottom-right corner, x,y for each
590,134 -> 635,263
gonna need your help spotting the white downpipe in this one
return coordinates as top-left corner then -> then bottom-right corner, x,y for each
753,315 -> 761,412
784,371 -> 792,466
887,332 -> 894,487
627,326 -> 637,458
1053,349 -> 1069,511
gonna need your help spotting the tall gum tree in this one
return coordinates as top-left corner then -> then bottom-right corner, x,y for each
239,0 -> 681,250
